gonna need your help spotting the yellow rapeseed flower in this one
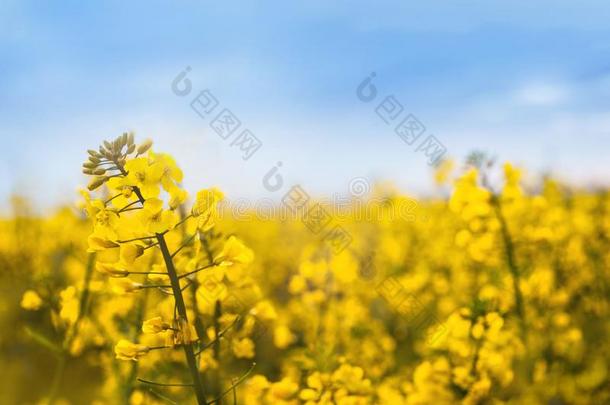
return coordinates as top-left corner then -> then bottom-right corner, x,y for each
191,188 -> 224,230
215,236 -> 254,267
139,198 -> 178,234
114,339 -> 150,361
142,316 -> 170,334
124,157 -> 164,199
232,337 -> 255,358
20,290 -> 43,310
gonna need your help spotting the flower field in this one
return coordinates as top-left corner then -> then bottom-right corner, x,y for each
2,134 -> 609,404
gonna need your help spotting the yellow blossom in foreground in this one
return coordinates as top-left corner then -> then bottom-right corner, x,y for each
109,278 -> 143,294
191,188 -> 224,230
114,339 -> 150,361
139,198 -> 178,234
124,157 -> 164,199
87,233 -> 119,252
142,316 -> 170,334
173,318 -> 198,344
96,262 -> 129,278
119,243 -> 145,266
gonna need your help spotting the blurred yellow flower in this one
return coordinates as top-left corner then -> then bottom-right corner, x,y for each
20,290 -> 42,310
232,337 -> 255,358
215,236 -> 254,267
59,286 -> 79,324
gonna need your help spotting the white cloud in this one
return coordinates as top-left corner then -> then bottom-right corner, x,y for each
514,82 -> 568,107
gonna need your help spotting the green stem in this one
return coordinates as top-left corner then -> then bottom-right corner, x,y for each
157,234 -> 208,405
213,300 -> 223,405
491,195 -> 526,338
117,164 -> 208,404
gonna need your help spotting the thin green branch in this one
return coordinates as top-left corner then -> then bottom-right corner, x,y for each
178,262 -> 218,279
139,284 -> 172,290
117,200 -> 143,213
117,235 -> 156,244
172,233 -> 197,258
138,378 -> 194,387
147,389 -> 178,405
195,316 -> 240,356
105,193 -> 123,204
174,214 -> 193,229
206,363 -> 256,405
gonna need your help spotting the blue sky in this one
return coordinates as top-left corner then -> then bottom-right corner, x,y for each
1,1 -> 609,211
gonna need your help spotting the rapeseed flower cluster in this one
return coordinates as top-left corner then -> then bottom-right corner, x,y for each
1,135 -> 607,404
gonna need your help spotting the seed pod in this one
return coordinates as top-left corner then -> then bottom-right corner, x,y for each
127,143 -> 136,154
137,139 -> 153,155
83,162 -> 97,169
93,168 -> 106,175
87,176 -> 106,191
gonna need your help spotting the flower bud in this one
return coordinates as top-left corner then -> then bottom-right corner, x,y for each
137,139 -> 153,155
87,176 -> 106,191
